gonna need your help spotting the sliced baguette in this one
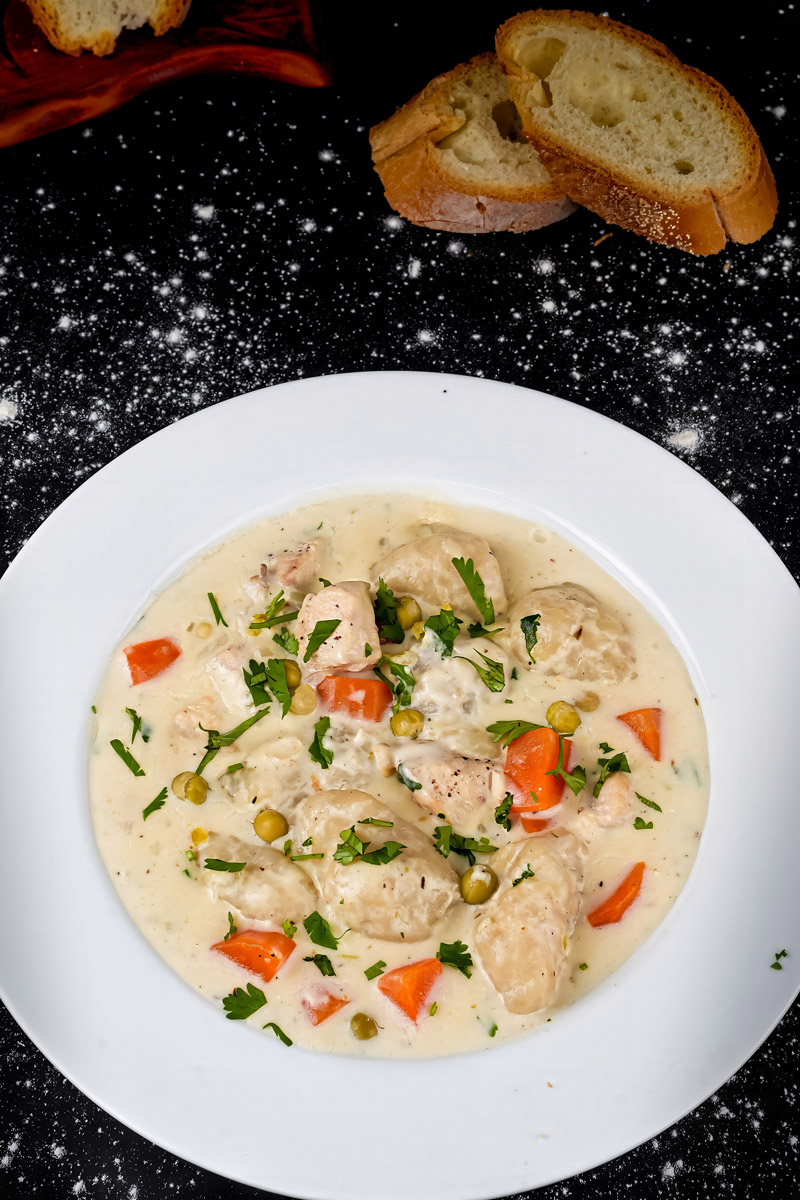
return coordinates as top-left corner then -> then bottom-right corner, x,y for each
369,53 -> 575,233
22,0 -> 190,57
495,10 -> 777,254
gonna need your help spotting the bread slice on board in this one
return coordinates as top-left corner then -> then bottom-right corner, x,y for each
369,53 -> 576,234
22,0 -> 190,56
495,9 -> 777,254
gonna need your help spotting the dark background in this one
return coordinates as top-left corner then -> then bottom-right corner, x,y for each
1,1 -> 797,1196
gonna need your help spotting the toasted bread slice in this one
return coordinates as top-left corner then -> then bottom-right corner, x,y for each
22,0 -> 190,57
495,10 -> 777,254
369,53 -> 575,233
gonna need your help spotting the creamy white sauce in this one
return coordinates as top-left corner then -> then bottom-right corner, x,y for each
89,495 -> 708,1057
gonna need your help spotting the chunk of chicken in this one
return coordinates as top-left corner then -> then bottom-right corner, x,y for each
205,645 -> 255,713
372,524 -> 507,620
296,582 -> 381,680
173,696 -> 219,738
399,751 -> 501,825
199,833 -> 316,922
592,771 -> 633,828
261,539 -> 324,594
507,584 -> 634,682
475,831 -> 585,1014
293,789 -> 459,941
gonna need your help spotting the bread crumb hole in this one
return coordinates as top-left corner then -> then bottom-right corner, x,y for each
517,36 -> 566,79
492,99 -> 524,141
673,111 -> 684,122
674,160 -> 694,174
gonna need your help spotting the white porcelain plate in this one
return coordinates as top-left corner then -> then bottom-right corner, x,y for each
1,372 -> 798,1199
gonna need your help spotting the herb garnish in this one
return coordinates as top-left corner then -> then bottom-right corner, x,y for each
512,864 -> 535,887
223,912 -> 237,941
359,817 -> 394,827
433,825 -> 497,867
364,642 -> 372,657
771,949 -> 788,971
125,707 -> 148,743
282,919 -> 297,938
468,622 -> 505,639
304,953 -> 335,976
429,1001 -> 438,1016
226,762 -> 244,774
487,1022 -> 498,1037
425,606 -> 463,656
374,578 -> 404,644
303,618 -> 342,662
520,614 -> 541,662
636,792 -> 662,813
318,577 -> 332,588
592,743 -> 631,798
579,962 -> 589,971
142,787 -> 167,820
494,793 -> 513,831
243,658 -> 271,707
304,911 -> 343,950
437,939 -> 473,978
545,736 -> 586,795
397,762 -> 421,791
308,716 -> 333,769
451,557 -> 494,625
204,858 -> 246,872
196,707 -> 271,775
364,960 -> 386,980
273,626 -> 299,656
283,839 -> 292,857
333,825 -> 405,865
222,983 -> 266,1020
263,1021 -> 293,1046
486,719 -> 545,747
456,650 -> 505,692
633,816 -> 653,830
249,590 -> 298,631
375,657 -> 415,712
290,852 -> 325,861
110,739 -> 145,777
208,592 -> 228,627
265,658 -> 292,717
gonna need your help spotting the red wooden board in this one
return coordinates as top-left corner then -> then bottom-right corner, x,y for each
0,0 -> 329,148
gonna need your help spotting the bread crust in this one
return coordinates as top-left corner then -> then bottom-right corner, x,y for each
22,0 -> 189,56
496,9 -> 778,254
369,52 -> 575,234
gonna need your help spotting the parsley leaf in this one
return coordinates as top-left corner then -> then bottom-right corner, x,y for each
494,792 -> 513,831
273,626 -> 299,656
303,618 -> 342,662
374,578 -> 404,644
243,658 -> 271,707
304,910 -> 342,950
512,864 -> 535,887
249,590 -> 298,631
263,1021 -> 293,1046
142,787 -> 167,820
451,557 -> 494,625
397,762 -> 421,791
633,816 -> 653,830
226,762 -> 244,774
364,642 -> 372,657
222,982 -> 266,1020
429,1001 -> 438,1016
379,658 -> 415,712
289,853 -> 325,861
364,960 -> 386,980
359,817 -> 394,827
304,953 -> 335,976
318,577 -> 332,588
636,792 -> 662,813
223,912 -> 237,941
486,719 -> 545,747
333,825 -> 405,865
579,962 -> 589,971
308,716 -> 333,769
282,919 -> 297,938
771,949 -> 788,970
204,858 -> 246,872
520,614 -> 541,662
110,739 -> 145,777
592,744 -> 631,798
437,939 -> 473,978
196,707 -> 271,775
208,592 -> 228,627
545,736 -> 586,795
126,707 -> 148,743
361,841 -> 405,865
468,622 -> 505,639
265,658 -> 292,717
456,650 -> 505,693
433,825 -> 497,867
425,606 -> 463,657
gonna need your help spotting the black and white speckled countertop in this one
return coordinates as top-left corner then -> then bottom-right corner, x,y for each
1,2 -> 797,1195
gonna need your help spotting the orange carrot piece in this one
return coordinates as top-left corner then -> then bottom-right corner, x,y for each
506,728 -> 571,813
587,862 -> 646,928
377,958 -> 442,1022
617,708 -> 662,760
212,930 -> 295,983
124,637 -> 181,685
317,675 -> 393,721
520,815 -> 551,833
303,990 -> 349,1026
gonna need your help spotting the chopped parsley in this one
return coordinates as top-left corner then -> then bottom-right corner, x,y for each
273,626 -> 299,656
520,614 -> 541,662
456,650 -> 505,692
125,707 -> 148,743
512,864 -> 535,887
633,816 -> 653,830
494,792 -> 513,831
226,761 -> 245,774
196,707 -> 271,775
545,736 -> 586,795
223,912 -> 237,941
579,962 -> 589,971
265,658 -> 292,717
364,960 -> 386,980
374,578 -> 404,644
249,589 -> 298,630
142,787 -> 167,820
771,949 -> 788,970
451,557 -> 494,625
204,858 -> 246,872
303,910 -> 342,950
397,762 -> 421,791
282,919 -> 297,938
433,825 -> 497,867
308,716 -> 333,769
486,719 -> 545,747
636,792 -> 662,813
208,592 -> 228,627
303,618 -> 342,662
263,1021 -> 293,1046
290,852 -> 325,861
468,622 -> 505,639
222,982 -> 266,1020
487,1022 -> 498,1037
110,739 -> 145,777
243,658 -> 271,707
437,939 -> 473,978
318,577 -> 332,588
359,817 -> 394,827
364,642 -> 372,657
376,657 -> 415,712
425,606 -> 463,656
304,953 -> 335,976
283,839 -> 292,857
429,1001 -> 438,1016
333,825 -> 405,865
592,743 -> 631,798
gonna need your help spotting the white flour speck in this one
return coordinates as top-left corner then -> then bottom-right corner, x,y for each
193,205 -> 215,221
408,259 -> 422,279
0,397 -> 18,423
384,215 -> 403,230
668,428 -> 701,453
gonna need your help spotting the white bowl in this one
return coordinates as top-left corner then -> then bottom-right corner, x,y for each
1,372 -> 798,1199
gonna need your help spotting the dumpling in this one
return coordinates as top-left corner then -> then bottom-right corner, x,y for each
475,831 -> 585,1014
506,583 -> 634,681
293,789 -> 459,941
372,524 -> 507,620
199,833 -> 316,923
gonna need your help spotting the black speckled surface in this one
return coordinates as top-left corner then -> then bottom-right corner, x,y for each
1,2 -> 798,1195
